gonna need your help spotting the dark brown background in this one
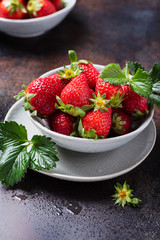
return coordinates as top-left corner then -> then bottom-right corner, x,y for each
0,0 -> 160,239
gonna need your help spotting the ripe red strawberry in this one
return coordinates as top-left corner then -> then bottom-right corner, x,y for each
122,86 -> 149,117
81,108 -> 112,139
0,0 -> 27,19
15,74 -> 69,115
95,78 -> 124,107
95,78 -> 124,98
27,0 -> 56,18
111,108 -> 131,135
60,73 -> 93,108
79,63 -> 100,89
49,111 -> 76,136
51,0 -> 62,11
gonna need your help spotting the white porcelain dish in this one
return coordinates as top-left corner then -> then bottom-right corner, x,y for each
27,64 -> 154,153
0,0 -> 76,38
4,99 -> 156,182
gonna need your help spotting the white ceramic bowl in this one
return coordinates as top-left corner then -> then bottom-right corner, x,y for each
0,0 -> 76,38
28,64 -> 154,153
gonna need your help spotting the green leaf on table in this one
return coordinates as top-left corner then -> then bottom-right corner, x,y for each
0,145 -> 29,187
127,61 -> 145,75
129,69 -> 153,98
0,121 -> 59,187
0,121 -> 28,151
149,62 -> 160,84
100,63 -> 129,85
149,93 -> 160,108
29,135 -> 59,170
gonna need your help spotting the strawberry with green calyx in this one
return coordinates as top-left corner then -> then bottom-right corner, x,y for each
78,92 -> 112,139
79,107 -> 112,140
78,119 -> 99,140
66,50 -> 100,89
111,109 -> 131,135
56,50 -> 83,80
27,0 -> 56,18
60,73 -> 93,108
15,74 -> 69,116
112,182 -> 141,207
122,88 -> 149,118
95,78 -> 125,108
48,111 -> 76,136
0,0 -> 27,19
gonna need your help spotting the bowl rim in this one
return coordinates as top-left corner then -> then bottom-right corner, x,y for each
0,0 -> 76,23
28,63 -> 154,144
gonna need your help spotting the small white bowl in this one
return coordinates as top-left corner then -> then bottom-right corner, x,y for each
28,64 -> 154,153
0,0 -> 76,38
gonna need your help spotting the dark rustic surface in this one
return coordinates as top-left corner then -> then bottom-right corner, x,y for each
0,0 -> 160,239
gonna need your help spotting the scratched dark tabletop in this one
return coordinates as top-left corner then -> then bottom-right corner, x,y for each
0,0 -> 160,239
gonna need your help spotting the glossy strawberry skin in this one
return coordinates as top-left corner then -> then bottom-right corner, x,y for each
60,73 -> 93,107
26,74 -> 69,115
49,111 -> 76,136
51,0 -> 61,10
95,78 -> 124,99
82,108 -> 112,138
111,108 -> 131,135
27,0 -> 56,18
79,63 -> 100,89
122,86 -> 148,116
0,0 -> 26,19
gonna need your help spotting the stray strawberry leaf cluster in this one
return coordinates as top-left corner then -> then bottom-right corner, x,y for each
112,182 -> 141,207
0,121 -> 59,187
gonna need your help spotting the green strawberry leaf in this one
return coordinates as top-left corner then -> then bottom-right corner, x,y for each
100,63 -> 129,85
0,146 -> 29,187
0,121 -> 59,187
149,93 -> 160,109
127,61 -> 145,74
0,121 -> 28,151
29,135 -> 59,170
129,69 -> 153,98
149,62 -> 160,84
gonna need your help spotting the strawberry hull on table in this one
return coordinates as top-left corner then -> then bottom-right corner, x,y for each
0,0 -> 63,19
15,50 -> 160,140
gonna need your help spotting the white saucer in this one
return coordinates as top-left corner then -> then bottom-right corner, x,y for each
5,100 -> 156,182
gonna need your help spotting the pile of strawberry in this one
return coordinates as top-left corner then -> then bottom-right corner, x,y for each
15,50 -> 160,140
0,0 -> 63,19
